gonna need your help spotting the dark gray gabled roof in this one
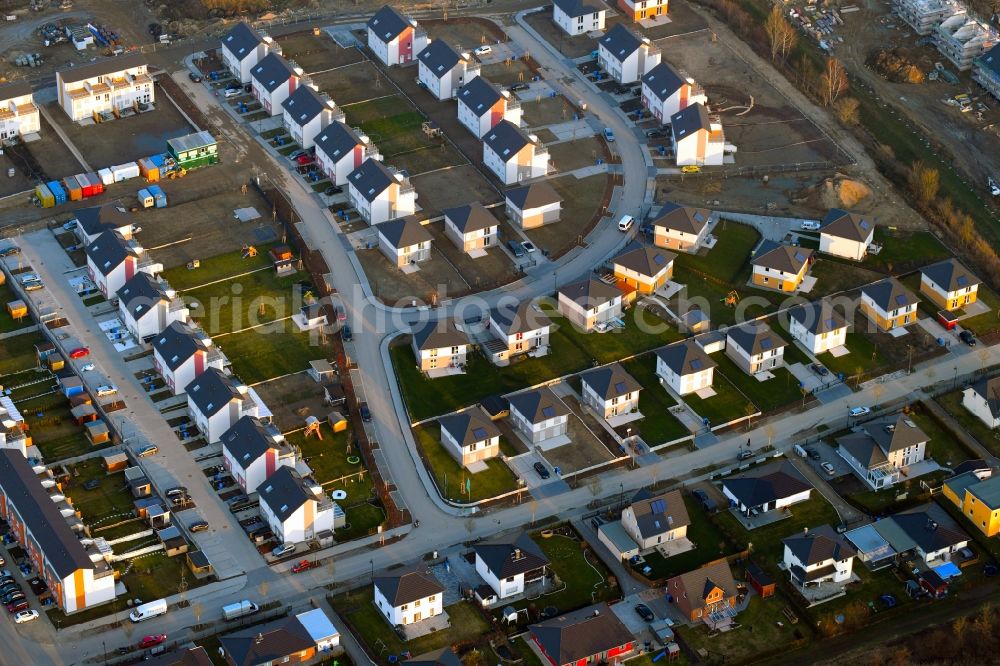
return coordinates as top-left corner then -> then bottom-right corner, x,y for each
281,85 -> 328,125
530,603 -> 633,666
377,215 -> 432,248
143,646 -> 213,666
221,415 -> 283,468
630,489 -> 690,539
783,525 -> 855,566
406,648 -> 462,666
553,0 -> 604,18
222,22 -> 264,61
368,5 -> 413,42
978,43 -> 1000,77
580,362 -> 641,400
153,321 -> 209,371
752,241 -> 813,274
259,466 -> 317,523
722,460 -> 812,508
438,409 -> 500,447
116,272 -> 168,319
726,321 -> 786,357
862,277 -> 918,312
86,231 -> 135,276
443,203 -> 498,234
490,300 -> 551,336
507,386 -> 569,423
599,24 -> 643,61
484,120 -> 532,160
920,258 -> 980,293
820,209 -> 875,242
348,158 -> 398,202
866,414 -> 928,454
219,615 -> 315,666
411,319 -> 467,351
505,181 -> 561,210
418,40 -> 465,76
185,367 -> 243,417
57,53 -> 147,85
0,80 -> 32,101
474,531 -> 549,578
652,201 -> 710,235
968,376 -> 1000,417
558,278 -> 621,309
75,203 -> 133,237
315,121 -> 365,162
655,339 -> 716,376
671,102 -> 711,142
612,245 -> 676,278
642,62 -> 686,102
0,449 -> 95,579
374,566 -> 444,606
251,52 -> 297,93
878,503 -> 969,555
788,301 -> 846,336
458,76 -> 504,116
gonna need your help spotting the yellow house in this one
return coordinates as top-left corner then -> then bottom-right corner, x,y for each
612,246 -> 676,294
943,472 -> 1000,537
617,0 -> 668,21
919,258 -> 980,311
751,243 -> 813,293
860,278 -> 919,332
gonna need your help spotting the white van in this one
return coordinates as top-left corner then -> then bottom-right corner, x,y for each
617,215 -> 634,232
129,598 -> 168,623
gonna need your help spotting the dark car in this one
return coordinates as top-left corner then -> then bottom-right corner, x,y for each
359,403 -> 372,422
807,448 -> 821,461
6,600 -> 28,614
959,330 -> 977,346
645,129 -> 666,139
509,82 -> 530,92
341,325 -> 353,342
533,462 -> 550,480
507,240 -> 525,258
188,71 -> 203,83
324,185 -> 343,196
810,363 -> 829,377
879,594 -> 897,609
692,488 -> 717,512
634,604 -> 655,622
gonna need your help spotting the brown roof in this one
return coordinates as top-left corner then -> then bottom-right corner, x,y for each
58,54 -> 147,85
505,181 -> 561,210
821,209 -> 875,242
374,567 -> 444,606
751,241 -> 813,274
612,245 -> 676,278
530,603 -> 634,666
558,278 -> 621,309
666,560 -> 738,617
629,489 -> 690,539
652,202 -> 710,235
0,81 -> 32,100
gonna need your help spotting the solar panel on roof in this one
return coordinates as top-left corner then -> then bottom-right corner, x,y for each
794,252 -> 805,262
542,406 -> 555,418
472,427 -> 488,440
860,221 -> 870,230
957,276 -> 968,286
760,338 -> 773,350
654,254 -> 665,265
690,359 -> 702,370
693,212 -> 705,222
824,318 -> 836,329
614,381 -> 628,394
650,499 -> 666,514
894,294 -> 909,306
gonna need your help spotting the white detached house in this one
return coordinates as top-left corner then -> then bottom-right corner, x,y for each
250,52 -> 300,116
671,103 -> 725,167
474,532 -> 550,601
787,301 -> 847,355
221,415 -> 296,494
641,62 -> 706,123
152,321 -> 226,395
314,122 -> 371,186
782,525 -> 856,589
410,320 -> 470,374
438,409 -> 501,468
507,387 -> 570,445
457,77 -> 522,138
281,84 -> 344,149
557,279 -> 623,332
963,376 -> 1000,429
377,215 -> 432,268
725,321 -> 786,376
819,209 -> 875,261
487,301 -> 551,366
483,121 -> 548,185
443,204 -> 499,254
220,22 -> 271,84
504,182 -> 562,230
597,24 -> 661,84
367,5 -> 428,67
579,362 -> 641,420
186,368 -> 268,444
373,568 -> 444,626
259,466 -> 342,545
418,41 -> 480,100
655,340 -> 716,396
86,231 -> 161,299
116,272 -> 188,342
553,0 -> 606,36
347,158 -> 417,225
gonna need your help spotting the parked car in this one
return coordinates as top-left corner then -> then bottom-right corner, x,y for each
224,88 -> 241,98
165,487 -> 187,498
13,610 -> 38,624
188,72 -> 202,83
809,363 -> 829,377
634,604 -> 655,622
0,244 -> 19,257
507,240 -> 525,258
81,363 -> 95,372
324,185 -> 343,196
272,543 -> 295,558
800,220 -> 821,231
509,82 -> 529,92
849,406 -> 871,418
807,449 -> 821,461
6,601 -> 28,614
189,521 -> 209,533
821,462 -> 836,476
680,165 -> 701,174
959,330 -> 977,346
603,127 -> 615,142
136,444 -> 158,457
533,462 -> 550,480
692,488 -> 716,512
341,325 -> 353,342
95,385 -> 117,397
291,559 -> 312,573
359,403 -> 372,422
295,154 -> 314,165
521,241 -> 537,253
645,129 -> 666,139
474,45 -> 492,56
69,347 -> 90,359
137,635 -> 167,649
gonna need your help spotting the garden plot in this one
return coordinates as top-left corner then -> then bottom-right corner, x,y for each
423,220 -> 519,293
547,137 -> 606,172
276,31 -> 363,73
480,60 -> 535,88
524,8 -> 625,59
180,269 -> 305,336
540,414 -> 614,474
410,165 -> 500,217
420,17 -> 507,49
252,372 -> 331,432
521,95 -> 580,128
522,173 -> 610,258
20,392 -> 96,462
310,61 -> 390,106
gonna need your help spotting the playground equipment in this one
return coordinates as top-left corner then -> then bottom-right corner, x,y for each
186,259 -> 200,270
724,290 -> 739,307
304,416 -> 322,440
242,245 -> 258,259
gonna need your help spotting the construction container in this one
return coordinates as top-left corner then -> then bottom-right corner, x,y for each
150,154 -> 166,169
85,171 -> 104,195
166,130 -> 219,170
148,184 -> 166,208
62,175 -> 83,201
137,157 -> 160,182
35,182 -> 54,208
47,180 -> 67,205
111,162 -> 140,182
137,188 -> 154,208
77,173 -> 97,197
98,167 -> 114,186
6,299 -> 27,319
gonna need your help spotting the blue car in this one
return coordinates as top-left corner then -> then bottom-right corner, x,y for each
603,127 -> 615,142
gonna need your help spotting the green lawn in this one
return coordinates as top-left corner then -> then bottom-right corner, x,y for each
863,228 -> 950,275
780,337 -> 814,367
527,529 -> 618,613
0,331 -> 44,376
908,403 -> 975,467
413,422 -> 519,502
0,281 -> 30,334
117,551 -> 206,603
676,221 -> 760,282
331,589 -> 489,661
20,392 -> 97,461
679,594 -> 805,663
937,390 -> 1000,457
547,304 -> 685,365
955,283 -> 1000,339
182,269 -> 306,335
620,355 -> 689,445
715,353 -> 804,413
65,460 -> 134,524
216,321 -> 333,385
683,369 -> 753,427
816,332 -> 885,381
344,96 -> 428,157
161,243 -> 277,291
639,495 -> 729,580
671,268 -> 777,327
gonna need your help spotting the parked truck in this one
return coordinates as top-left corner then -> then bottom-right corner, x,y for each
222,599 -> 259,621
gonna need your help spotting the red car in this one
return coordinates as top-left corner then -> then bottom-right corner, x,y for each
291,559 -> 312,573
69,347 -> 90,359
295,154 -> 314,165
138,634 -> 167,649
6,600 -> 28,613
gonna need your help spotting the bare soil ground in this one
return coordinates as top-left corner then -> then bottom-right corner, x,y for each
541,412 -> 613,473
524,7 -> 625,59
420,17 -> 507,50
411,165 -> 501,217
311,61 -> 388,106
253,371 -> 329,432
276,31 -> 363,74
548,138 -> 604,172
27,113 -> 86,181
521,96 -> 578,127
523,173 -> 609,256
0,150 -> 39,198
423,219 -> 519,292
480,60 -> 534,88
357,246 -> 467,305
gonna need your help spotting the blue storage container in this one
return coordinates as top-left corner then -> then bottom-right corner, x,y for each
47,180 -> 67,204
148,184 -> 167,208
150,154 -> 166,168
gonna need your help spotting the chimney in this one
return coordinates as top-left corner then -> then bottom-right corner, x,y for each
593,609 -> 600,616
513,547 -> 522,560
803,527 -> 809,536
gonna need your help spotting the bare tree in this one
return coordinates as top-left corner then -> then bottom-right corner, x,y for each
820,58 -> 849,107
528,500 -> 539,526
765,6 -> 797,63
833,97 -> 860,125
766,424 -> 776,448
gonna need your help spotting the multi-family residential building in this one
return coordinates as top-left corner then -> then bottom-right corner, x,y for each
418,41 -> 480,100
552,0 -> 606,36
860,278 -> 919,331
621,489 -> 690,550
474,532 -> 550,601
507,387 -> 570,445
457,77 -> 522,138
373,567 -> 444,626
0,450 -> 116,612
962,375 -> 1000,428
486,301 -> 552,365
410,320 -> 469,373
725,321 -> 786,375
72,203 -> 136,245
347,158 -> 416,224
116,272 -> 188,342
259,466 -> 342,544
671,102 -> 725,166
504,182 -> 562,229
893,0 -> 964,35
579,362 -> 641,420
612,245 -> 675,294
557,279 -> 623,332
530,603 -> 635,666
282,84 -> 344,149
836,414 -> 928,490
750,241 -> 814,293
186,367 -> 268,443
933,13 -> 996,71
787,301 -> 847,355
0,81 -> 39,140
942,472 -> 1000,537
598,24 -> 662,84
314,122 -> 371,185
56,55 -> 153,122
973,43 -> 1000,101
655,340 -> 716,396
438,409 -> 501,467
221,415 -> 296,494
483,121 -> 548,185
152,321 -> 226,395
782,525 -> 856,589
651,202 -> 712,251
367,5 -> 428,67
443,204 -> 499,254
220,22 -> 271,83
618,0 -> 668,21
641,62 -> 706,123
86,231 -> 161,299
250,52 -> 300,116
819,208 -> 875,261
0,396 -> 28,457
219,608 -> 340,666
376,215 -> 432,268
919,258 -> 980,311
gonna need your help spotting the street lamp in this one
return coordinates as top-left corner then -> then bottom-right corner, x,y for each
618,483 -> 624,511
369,559 -> 374,581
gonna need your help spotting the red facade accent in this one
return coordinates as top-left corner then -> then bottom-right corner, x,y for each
265,449 -> 276,477
354,145 -> 364,169
398,28 -> 414,62
194,350 -> 205,376
679,84 -> 688,109
125,257 -> 136,281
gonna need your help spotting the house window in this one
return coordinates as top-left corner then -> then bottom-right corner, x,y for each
506,576 -> 515,582
428,595 -> 436,602
415,599 -> 421,607
401,604 -> 408,610
451,346 -> 460,354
